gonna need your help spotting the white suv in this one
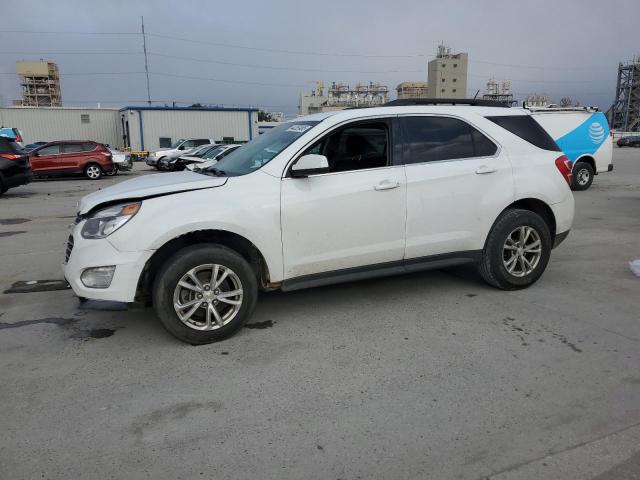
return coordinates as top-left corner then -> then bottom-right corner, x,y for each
64,100 -> 574,344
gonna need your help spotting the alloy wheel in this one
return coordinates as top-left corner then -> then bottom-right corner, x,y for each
86,165 -> 101,179
172,264 -> 244,331
502,226 -> 542,277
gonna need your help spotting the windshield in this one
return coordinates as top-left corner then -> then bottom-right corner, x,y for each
171,138 -> 186,148
189,145 -> 208,156
202,145 -> 226,159
210,121 -> 320,176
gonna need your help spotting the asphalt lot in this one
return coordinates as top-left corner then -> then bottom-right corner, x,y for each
1,151 -> 639,480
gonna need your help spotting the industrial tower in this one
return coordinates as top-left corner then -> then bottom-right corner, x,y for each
611,58 -> 640,132
16,61 -> 62,107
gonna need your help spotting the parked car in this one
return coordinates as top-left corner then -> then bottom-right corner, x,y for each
146,138 -> 214,169
64,101 -> 574,344
158,144 -> 216,171
529,108 -> 613,191
0,136 -> 31,195
185,145 -> 241,171
24,141 -> 47,152
0,127 -> 25,146
108,148 -> 133,175
171,144 -> 227,171
616,135 -> 640,148
30,141 -> 115,179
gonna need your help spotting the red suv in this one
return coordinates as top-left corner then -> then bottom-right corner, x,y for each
30,141 -> 115,179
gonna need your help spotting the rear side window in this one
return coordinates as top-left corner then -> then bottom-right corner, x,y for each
63,143 -> 85,153
486,115 -> 560,151
400,116 -> 497,164
82,142 -> 96,151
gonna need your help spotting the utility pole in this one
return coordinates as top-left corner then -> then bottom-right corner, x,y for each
141,16 -> 151,105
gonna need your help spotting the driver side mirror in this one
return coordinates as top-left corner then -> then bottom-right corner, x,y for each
291,154 -> 329,177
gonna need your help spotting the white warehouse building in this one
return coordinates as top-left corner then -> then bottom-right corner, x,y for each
119,106 -> 259,151
0,105 -> 259,151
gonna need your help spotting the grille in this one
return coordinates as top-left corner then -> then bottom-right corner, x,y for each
65,235 -> 74,262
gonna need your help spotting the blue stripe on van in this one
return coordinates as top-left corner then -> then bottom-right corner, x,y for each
554,112 -> 609,162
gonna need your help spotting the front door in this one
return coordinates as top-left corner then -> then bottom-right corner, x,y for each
31,143 -> 62,173
399,115 -> 514,259
281,118 -> 407,280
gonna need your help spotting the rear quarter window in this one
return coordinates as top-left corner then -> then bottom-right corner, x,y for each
486,115 -> 560,152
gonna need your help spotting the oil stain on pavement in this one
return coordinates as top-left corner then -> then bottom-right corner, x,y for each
3,279 -> 71,294
245,320 -> 275,329
502,317 -> 583,353
0,317 -> 77,330
0,218 -> 31,225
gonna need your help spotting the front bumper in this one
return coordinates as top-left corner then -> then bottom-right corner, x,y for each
145,156 -> 158,166
63,227 -> 153,302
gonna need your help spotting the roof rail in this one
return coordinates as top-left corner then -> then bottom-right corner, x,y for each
385,98 -> 510,108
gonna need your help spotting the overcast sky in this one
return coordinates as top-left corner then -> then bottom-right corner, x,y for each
1,0 -> 637,115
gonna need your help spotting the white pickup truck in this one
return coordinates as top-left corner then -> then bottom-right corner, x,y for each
528,107 -> 613,190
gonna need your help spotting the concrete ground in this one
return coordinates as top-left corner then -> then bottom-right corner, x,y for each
0,151 -> 639,480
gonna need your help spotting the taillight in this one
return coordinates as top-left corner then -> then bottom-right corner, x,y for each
0,153 -> 21,160
555,155 -> 573,186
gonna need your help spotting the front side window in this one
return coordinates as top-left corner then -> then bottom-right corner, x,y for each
211,121 -> 320,176
37,144 -> 61,155
171,138 -> 185,148
401,116 -> 497,164
301,121 -> 389,173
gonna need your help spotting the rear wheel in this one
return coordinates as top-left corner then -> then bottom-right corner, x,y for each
572,161 -> 594,191
152,244 -> 258,344
478,209 -> 552,290
84,163 -> 102,180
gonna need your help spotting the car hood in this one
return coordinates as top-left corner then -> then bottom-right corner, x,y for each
78,171 -> 227,214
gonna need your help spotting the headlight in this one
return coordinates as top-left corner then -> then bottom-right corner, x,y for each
81,202 -> 141,239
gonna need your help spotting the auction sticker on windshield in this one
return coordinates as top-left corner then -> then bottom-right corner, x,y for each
286,125 -> 312,133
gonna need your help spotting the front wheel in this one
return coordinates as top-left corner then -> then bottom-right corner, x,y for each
478,209 -> 552,290
572,161 -> 594,191
105,166 -> 118,176
152,244 -> 258,344
84,163 -> 102,180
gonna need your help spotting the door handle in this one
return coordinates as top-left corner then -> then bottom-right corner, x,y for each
374,179 -> 400,191
475,164 -> 497,174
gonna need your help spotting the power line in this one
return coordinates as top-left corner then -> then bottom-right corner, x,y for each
150,72 -> 305,88
0,71 -> 145,76
0,30 -> 138,35
148,52 -> 423,74
0,28 -> 614,70
0,51 -> 141,55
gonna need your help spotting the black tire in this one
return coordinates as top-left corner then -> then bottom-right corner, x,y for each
84,163 -> 102,180
478,209 -> 552,290
105,166 -> 118,176
0,177 -> 6,195
152,244 -> 258,344
571,161 -> 594,191
155,157 -> 165,170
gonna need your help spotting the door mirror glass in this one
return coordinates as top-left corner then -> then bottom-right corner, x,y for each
291,154 -> 329,177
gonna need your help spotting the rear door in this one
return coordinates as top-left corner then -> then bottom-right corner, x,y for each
400,115 -> 514,259
61,142 -> 87,171
31,144 -> 62,173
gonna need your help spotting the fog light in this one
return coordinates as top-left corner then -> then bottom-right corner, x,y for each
81,266 -> 116,288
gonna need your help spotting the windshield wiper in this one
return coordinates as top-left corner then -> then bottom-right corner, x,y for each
199,167 -> 226,177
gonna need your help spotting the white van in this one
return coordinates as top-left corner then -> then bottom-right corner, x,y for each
528,107 -> 613,190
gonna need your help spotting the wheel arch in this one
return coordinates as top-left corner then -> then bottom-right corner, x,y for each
573,155 -> 595,173
136,229 -> 274,304
500,197 -> 556,240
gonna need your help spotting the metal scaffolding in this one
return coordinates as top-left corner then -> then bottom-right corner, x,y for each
611,59 -> 640,132
17,61 -> 62,107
